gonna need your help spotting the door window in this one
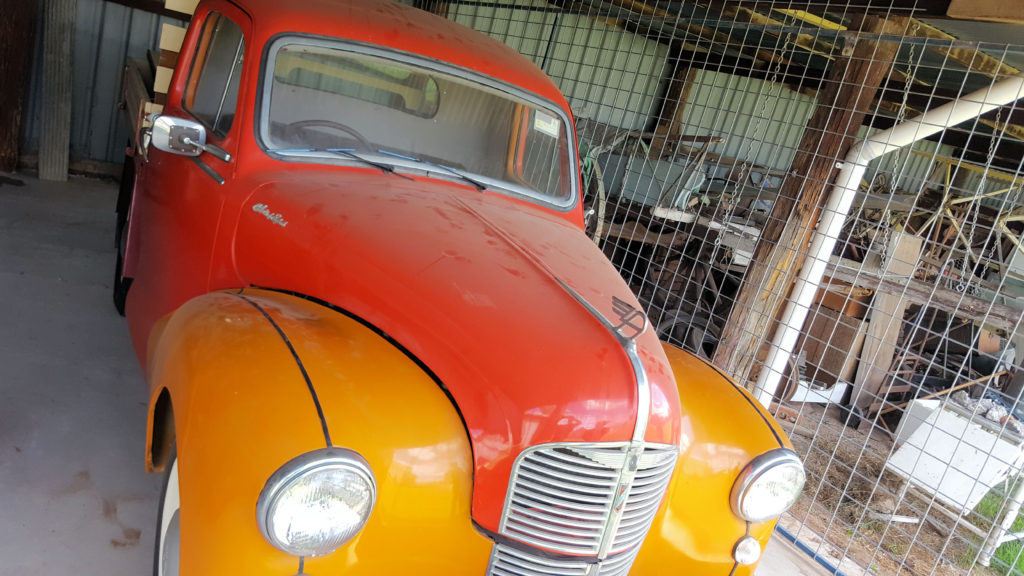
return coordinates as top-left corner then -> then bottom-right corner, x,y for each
183,12 -> 245,138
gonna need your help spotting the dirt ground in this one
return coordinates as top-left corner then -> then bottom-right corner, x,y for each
777,403 -> 1003,576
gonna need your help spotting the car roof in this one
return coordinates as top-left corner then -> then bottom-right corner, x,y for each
233,0 -> 569,109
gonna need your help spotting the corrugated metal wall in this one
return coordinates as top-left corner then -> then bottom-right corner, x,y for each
451,0 -> 669,130
678,70 -> 817,172
21,0 -> 184,165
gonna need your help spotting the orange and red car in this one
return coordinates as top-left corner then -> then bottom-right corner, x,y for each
115,1 -> 805,574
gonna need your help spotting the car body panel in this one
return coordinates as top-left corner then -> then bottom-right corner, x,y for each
633,344 -> 788,572
146,289 -> 492,575
229,170 -> 681,530
120,0 -> 804,572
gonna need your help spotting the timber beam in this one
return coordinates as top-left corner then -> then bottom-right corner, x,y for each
713,15 -> 909,386
104,0 -> 190,20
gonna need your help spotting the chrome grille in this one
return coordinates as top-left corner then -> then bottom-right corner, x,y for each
488,545 -> 590,576
494,441 -> 677,575
487,544 -> 644,576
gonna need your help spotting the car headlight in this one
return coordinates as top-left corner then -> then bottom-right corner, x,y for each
730,448 -> 805,523
257,447 -> 376,557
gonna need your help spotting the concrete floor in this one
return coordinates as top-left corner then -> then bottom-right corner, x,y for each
0,173 -> 158,575
0,173 -> 828,576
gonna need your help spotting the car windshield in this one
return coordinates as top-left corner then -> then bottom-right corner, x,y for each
260,38 -> 575,206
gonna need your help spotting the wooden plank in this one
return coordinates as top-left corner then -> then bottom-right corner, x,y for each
39,0 -> 76,182
103,0 -> 191,20
605,0 -> 792,68
0,0 -> 37,172
849,232 -> 923,413
165,0 -> 199,15
154,66 -> 174,95
912,18 -> 1020,77
947,0 -> 1024,23
159,23 -> 187,53
159,49 -> 179,70
723,6 -> 839,59
826,257 -> 1023,333
697,0 -> 953,19
123,61 -> 151,149
712,15 -> 908,382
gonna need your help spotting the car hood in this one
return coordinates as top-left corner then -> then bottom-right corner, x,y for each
231,169 -> 682,532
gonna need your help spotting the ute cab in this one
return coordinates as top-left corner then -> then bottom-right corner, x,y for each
115,1 -> 805,575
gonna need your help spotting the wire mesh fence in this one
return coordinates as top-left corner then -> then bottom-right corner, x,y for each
424,1 -> 1024,574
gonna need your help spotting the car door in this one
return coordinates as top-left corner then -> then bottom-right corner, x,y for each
125,5 -> 250,356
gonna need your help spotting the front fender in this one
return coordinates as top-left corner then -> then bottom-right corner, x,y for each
633,344 -> 791,575
145,288 -> 490,575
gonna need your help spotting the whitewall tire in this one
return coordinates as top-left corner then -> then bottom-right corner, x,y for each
155,457 -> 180,576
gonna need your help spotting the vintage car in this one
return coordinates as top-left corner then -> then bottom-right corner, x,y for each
114,0 -> 805,574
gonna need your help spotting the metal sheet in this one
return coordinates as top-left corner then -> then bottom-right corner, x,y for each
451,0 -> 668,131
678,69 -> 818,173
21,0 -> 185,165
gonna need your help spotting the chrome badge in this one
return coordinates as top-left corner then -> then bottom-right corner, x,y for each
252,203 -> 289,227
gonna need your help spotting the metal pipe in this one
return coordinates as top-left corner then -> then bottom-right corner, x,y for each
754,71 -> 1024,407
980,468 -> 1024,566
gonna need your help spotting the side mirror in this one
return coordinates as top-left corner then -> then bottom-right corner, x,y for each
150,115 -> 231,162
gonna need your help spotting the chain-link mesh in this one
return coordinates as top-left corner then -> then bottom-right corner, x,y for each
418,1 -> 1024,574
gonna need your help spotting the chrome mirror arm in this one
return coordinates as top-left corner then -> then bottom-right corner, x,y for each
182,137 -> 231,163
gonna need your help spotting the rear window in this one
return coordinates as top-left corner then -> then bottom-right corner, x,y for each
273,47 -> 439,118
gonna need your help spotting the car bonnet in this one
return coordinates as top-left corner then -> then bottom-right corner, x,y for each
231,170 -> 682,533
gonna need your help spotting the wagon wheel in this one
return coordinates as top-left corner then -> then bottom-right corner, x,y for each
656,309 -> 721,359
583,161 -> 607,244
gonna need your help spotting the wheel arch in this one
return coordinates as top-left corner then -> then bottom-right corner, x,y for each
147,387 -> 176,474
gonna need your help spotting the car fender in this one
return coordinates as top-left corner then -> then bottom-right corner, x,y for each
632,344 -> 792,575
144,288 -> 491,575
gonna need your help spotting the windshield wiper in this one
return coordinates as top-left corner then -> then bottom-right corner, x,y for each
376,150 -> 487,191
269,147 -> 412,180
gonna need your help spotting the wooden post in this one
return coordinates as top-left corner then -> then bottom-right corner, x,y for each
39,0 -> 77,181
850,232 -> 923,416
712,15 -> 909,383
653,57 -> 698,138
0,0 -> 38,172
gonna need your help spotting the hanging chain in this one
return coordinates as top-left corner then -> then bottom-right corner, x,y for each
878,23 -> 920,268
881,208 -> 893,265
988,106 -> 1002,170
731,33 -> 793,224
894,22 -> 920,127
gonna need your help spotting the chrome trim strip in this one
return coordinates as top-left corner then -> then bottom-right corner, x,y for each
553,279 -> 650,443
596,443 -> 642,558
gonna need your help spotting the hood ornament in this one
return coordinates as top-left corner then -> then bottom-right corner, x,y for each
611,296 -> 647,342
